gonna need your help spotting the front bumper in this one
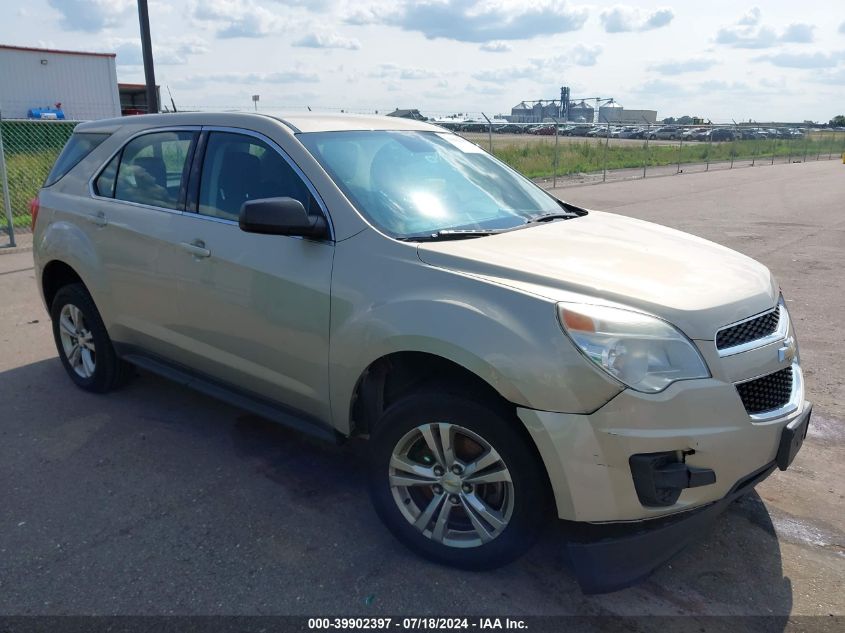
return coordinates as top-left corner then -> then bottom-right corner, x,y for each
565,458 -> 777,593
518,369 -> 811,593
563,402 -> 810,593
518,372 -> 809,523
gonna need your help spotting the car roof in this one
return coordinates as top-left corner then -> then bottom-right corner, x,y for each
74,111 -> 442,135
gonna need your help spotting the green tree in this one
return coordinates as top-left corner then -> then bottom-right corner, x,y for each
830,115 -> 845,127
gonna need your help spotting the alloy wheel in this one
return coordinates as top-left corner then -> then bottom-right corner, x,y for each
58,303 -> 96,379
389,422 -> 514,548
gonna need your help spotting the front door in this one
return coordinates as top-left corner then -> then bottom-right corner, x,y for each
168,129 -> 334,422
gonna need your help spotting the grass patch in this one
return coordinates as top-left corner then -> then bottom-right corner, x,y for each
1,120 -> 76,228
491,136 -> 844,179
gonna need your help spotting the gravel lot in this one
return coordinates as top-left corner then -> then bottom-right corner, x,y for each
0,160 -> 842,628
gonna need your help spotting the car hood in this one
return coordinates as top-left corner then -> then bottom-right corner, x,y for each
416,211 -> 778,340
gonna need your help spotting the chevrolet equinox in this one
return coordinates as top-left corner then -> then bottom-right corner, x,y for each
32,113 -> 811,592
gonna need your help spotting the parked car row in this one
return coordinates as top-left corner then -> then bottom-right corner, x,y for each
434,120 -> 810,142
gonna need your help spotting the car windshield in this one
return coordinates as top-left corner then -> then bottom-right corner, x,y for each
298,130 -> 560,239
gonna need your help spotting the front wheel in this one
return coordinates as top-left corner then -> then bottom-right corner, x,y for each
368,391 -> 549,569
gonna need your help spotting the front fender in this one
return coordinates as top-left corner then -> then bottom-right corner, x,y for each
328,230 -> 622,433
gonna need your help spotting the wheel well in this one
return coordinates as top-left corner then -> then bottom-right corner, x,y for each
350,352 -> 508,437
42,261 -> 85,310
350,351 -> 555,508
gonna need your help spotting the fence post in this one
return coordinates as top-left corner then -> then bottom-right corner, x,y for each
553,117 -> 559,188
770,132 -> 776,165
706,123 -> 713,171
0,112 -> 16,248
787,129 -> 793,164
751,132 -> 757,167
602,121 -> 610,183
802,128 -> 809,162
676,129 -> 684,174
730,129 -> 735,169
642,121 -> 650,179
828,131 -> 834,160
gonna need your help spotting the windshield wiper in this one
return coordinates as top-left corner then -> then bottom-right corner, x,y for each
525,200 -> 587,224
525,212 -> 580,224
397,228 -> 503,242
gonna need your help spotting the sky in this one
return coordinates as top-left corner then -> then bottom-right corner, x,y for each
3,0 -> 845,122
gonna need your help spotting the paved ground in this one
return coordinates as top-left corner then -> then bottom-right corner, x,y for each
0,160 -> 842,625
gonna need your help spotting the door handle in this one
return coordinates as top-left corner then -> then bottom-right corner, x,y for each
180,240 -> 211,258
87,211 -> 107,227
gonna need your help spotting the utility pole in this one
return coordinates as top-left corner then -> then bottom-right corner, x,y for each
137,0 -> 159,114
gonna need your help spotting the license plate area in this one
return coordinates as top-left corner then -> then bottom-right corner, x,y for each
776,404 -> 811,471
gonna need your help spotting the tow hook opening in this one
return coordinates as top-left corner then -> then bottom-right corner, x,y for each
629,451 -> 716,507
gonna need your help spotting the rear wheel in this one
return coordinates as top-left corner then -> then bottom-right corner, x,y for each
368,390 -> 548,569
50,283 -> 128,392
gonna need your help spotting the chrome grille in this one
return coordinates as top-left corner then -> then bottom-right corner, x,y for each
736,367 -> 793,415
716,308 -> 780,351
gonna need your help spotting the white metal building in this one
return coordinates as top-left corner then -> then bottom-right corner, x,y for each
599,106 -> 658,125
0,44 -> 121,120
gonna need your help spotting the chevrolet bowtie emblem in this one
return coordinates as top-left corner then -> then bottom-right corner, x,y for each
778,336 -> 796,364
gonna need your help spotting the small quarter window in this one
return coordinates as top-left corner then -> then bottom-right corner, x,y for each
113,131 -> 195,210
94,152 -> 119,198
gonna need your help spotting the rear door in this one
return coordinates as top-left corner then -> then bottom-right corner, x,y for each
166,128 -> 335,422
87,128 -> 199,357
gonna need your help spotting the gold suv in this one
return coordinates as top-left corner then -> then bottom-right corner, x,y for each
33,112 -> 810,593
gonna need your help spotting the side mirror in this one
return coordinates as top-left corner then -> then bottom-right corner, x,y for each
239,197 -> 328,239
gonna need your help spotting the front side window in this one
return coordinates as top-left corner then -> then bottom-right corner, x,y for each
113,131 -> 195,210
298,130 -> 559,238
197,132 -> 314,222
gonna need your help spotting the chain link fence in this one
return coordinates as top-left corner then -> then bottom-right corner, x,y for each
1,114 -> 79,247
442,118 -> 845,190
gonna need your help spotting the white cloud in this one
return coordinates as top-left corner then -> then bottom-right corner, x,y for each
370,64 -> 441,80
271,0 -> 335,9
716,9 -> 817,48
110,37 -> 209,66
293,32 -> 361,50
47,0 -> 134,32
480,41 -> 512,53
347,0 -> 589,42
179,70 -> 321,87
780,23 -> 815,43
570,44 -> 602,66
755,50 -> 845,69
630,78 -> 688,96
651,58 -> 718,75
600,5 -> 674,33
466,83 -> 507,96
191,0 -> 287,38
737,7 -> 761,26
472,45 -> 602,82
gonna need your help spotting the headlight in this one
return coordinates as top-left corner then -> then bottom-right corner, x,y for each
557,303 -> 710,393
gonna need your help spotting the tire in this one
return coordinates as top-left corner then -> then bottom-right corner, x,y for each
50,283 -> 128,393
368,390 -> 549,570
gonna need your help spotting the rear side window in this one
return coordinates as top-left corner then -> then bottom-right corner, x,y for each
111,131 -> 196,210
45,133 -> 109,187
